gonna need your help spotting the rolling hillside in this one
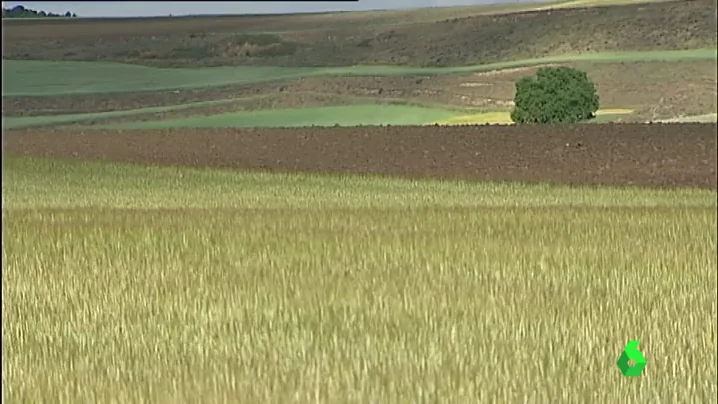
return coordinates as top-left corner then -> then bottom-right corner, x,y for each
2,0 -> 716,125
3,0 -> 715,68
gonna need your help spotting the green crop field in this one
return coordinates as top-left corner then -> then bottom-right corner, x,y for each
2,98 -> 245,129
5,49 -> 715,96
5,48 -> 715,128
97,107 -> 633,129
3,156 -> 716,402
4,104 -> 461,130
100,105 -> 459,129
5,104 -> 642,129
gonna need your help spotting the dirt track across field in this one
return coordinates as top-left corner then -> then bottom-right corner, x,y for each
4,124 -> 717,189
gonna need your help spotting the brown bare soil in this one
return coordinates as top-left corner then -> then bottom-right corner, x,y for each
3,0 -> 715,68
4,124 -> 716,189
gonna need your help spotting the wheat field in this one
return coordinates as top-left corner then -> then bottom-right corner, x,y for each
3,157 -> 716,402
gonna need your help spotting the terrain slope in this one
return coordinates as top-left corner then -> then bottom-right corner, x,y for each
3,0 -> 715,68
2,0 -> 716,125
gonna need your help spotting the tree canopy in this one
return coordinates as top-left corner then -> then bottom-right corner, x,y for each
510,66 -> 599,124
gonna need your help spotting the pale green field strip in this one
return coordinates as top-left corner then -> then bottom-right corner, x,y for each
654,113 -> 718,123
3,94 -> 474,130
4,49 -> 715,96
4,104 -> 456,129
3,156 -> 716,401
2,97 -> 243,129
98,105 -> 458,129
4,156 -> 715,210
102,107 -> 635,129
24,105 -> 632,130
0,105 -> 676,130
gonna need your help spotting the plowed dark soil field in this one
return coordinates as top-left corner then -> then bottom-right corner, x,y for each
4,124 -> 717,189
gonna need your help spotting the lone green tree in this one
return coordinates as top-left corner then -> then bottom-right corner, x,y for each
510,66 -> 599,124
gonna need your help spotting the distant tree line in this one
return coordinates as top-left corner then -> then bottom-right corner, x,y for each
2,5 -> 77,18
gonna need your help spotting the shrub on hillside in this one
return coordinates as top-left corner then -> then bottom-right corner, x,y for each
511,66 -> 599,124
